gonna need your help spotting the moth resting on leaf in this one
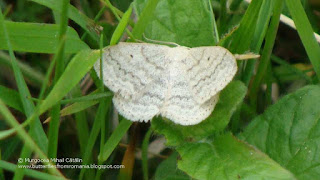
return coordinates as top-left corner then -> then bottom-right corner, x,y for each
94,42 -> 242,126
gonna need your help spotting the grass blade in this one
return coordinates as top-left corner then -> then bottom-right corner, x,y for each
79,98 -> 112,180
131,0 -> 160,40
0,85 -> 23,113
249,0 -> 284,107
30,0 -> 100,42
0,9 -> 48,153
0,100 -> 64,177
285,0 -> 320,81
110,5 -> 132,45
39,49 -> 100,114
228,0 -> 263,53
98,119 -> 133,162
61,100 -> 99,116
0,160 -> 65,180
47,0 -> 69,159
271,55 -> 313,83
241,0 -> 275,85
0,21 -> 89,53
142,129 -> 152,180
0,51 -> 45,87
71,87 -> 90,156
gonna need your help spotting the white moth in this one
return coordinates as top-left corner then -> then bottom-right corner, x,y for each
94,42 -> 237,125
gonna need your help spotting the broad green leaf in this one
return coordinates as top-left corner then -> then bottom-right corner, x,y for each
155,153 -> 190,180
286,0 -> 320,80
39,49 -> 99,114
30,0 -> 100,42
177,133 -> 295,180
0,85 -> 23,113
134,0 -> 216,47
0,21 -> 89,53
241,85 -> 320,179
152,81 -> 247,146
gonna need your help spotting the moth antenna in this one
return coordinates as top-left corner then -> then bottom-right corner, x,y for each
142,34 -> 180,47
234,53 -> 260,60
127,36 -> 145,43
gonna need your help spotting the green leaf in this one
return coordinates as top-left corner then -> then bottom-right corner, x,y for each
0,10 -> 48,157
110,5 -> 132,45
249,0 -> 284,107
177,133 -> 295,180
0,21 -> 89,53
60,92 -> 112,104
0,100 -> 63,177
134,0 -> 216,47
47,0 -> 70,160
227,0 -> 263,53
98,119 -> 133,162
0,51 -> 45,87
60,100 -> 99,117
132,0 -> 160,40
39,49 -> 99,114
155,153 -> 190,180
251,0 -> 275,52
0,160 -> 64,180
30,0 -> 100,42
271,55 -> 312,83
241,0 -> 275,85
0,85 -> 23,113
151,81 -> 247,146
241,85 -> 320,179
142,129 -> 152,180
69,86 -> 90,157
79,98 -> 112,180
285,0 -> 320,80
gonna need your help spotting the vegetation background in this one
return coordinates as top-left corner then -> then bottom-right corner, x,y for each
0,0 -> 320,179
